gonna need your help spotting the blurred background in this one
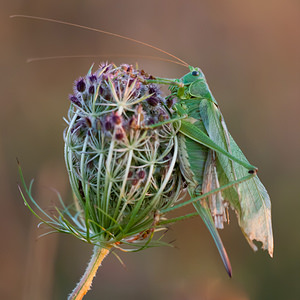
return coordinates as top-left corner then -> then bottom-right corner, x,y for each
1,0 -> 299,299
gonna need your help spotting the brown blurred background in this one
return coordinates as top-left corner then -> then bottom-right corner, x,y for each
1,0 -> 299,299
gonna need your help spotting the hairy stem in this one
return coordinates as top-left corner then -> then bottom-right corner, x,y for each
68,245 -> 111,300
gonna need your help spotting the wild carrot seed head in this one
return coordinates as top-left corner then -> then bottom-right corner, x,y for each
64,63 -> 182,249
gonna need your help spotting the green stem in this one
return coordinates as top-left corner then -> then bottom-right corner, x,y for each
68,245 -> 111,300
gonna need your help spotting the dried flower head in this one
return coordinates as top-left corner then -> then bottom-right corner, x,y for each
20,63 -> 183,251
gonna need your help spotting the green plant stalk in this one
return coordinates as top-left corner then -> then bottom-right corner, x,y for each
68,245 -> 111,300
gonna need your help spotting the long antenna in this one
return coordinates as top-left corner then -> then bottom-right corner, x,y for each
26,54 -> 186,67
10,15 -> 189,67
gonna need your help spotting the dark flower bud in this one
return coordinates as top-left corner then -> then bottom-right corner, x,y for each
115,132 -> 124,140
132,178 -> 138,186
112,113 -> 122,125
69,95 -> 81,106
89,75 -> 97,83
89,86 -> 95,94
85,117 -> 92,128
147,96 -> 159,107
166,97 -> 175,109
137,170 -> 146,179
76,79 -> 86,92
148,84 -> 160,95
105,121 -> 112,131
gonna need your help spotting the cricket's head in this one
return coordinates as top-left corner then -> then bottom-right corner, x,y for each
181,66 -> 205,84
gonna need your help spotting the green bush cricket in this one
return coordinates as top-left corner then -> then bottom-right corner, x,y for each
148,67 -> 273,276
12,15 -> 273,277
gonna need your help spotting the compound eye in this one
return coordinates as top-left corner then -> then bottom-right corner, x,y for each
192,70 -> 200,76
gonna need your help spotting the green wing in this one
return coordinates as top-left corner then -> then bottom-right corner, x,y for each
199,99 -> 273,257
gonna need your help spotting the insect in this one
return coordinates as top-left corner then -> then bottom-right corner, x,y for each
147,67 -> 273,276
12,15 -> 273,277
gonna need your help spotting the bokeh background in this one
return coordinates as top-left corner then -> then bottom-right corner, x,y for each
1,0 -> 299,299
